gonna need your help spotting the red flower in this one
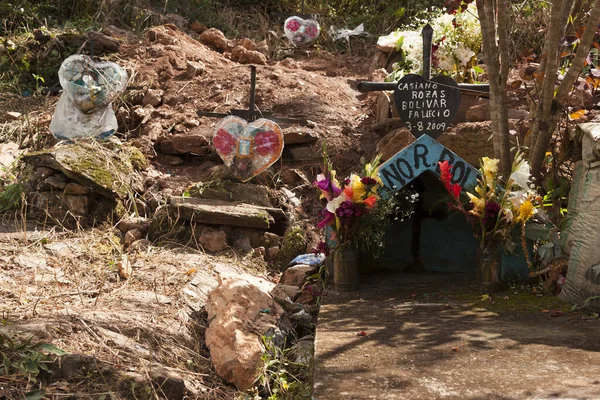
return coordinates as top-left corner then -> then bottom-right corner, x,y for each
254,130 -> 281,156
450,183 -> 462,199
439,160 -> 452,188
364,195 -> 377,209
214,129 -> 237,155
343,186 -> 354,199
286,19 -> 301,32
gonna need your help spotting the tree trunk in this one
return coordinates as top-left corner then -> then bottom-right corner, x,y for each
530,0 -> 600,178
476,0 -> 511,179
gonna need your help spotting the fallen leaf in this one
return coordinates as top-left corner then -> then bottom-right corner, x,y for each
541,309 -> 550,313
568,109 -> 587,121
186,268 -> 197,275
357,331 -> 367,337
550,310 -> 565,317
451,347 -> 459,352
503,296 -> 510,300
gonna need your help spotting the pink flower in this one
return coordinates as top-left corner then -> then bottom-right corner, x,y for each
214,129 -> 237,155
286,19 -> 300,32
254,130 -> 281,156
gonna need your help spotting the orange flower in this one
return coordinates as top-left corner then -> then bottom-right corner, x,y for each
364,195 -> 377,208
343,186 -> 354,199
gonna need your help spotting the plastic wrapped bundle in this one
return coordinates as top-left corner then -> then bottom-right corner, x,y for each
50,54 -> 127,140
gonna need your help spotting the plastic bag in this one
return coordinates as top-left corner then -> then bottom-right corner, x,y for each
50,54 -> 127,140
329,23 -> 368,42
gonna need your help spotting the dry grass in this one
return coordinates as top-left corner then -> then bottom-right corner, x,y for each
0,215 -> 245,399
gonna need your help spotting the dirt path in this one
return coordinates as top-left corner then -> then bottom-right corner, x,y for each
314,272 -> 600,400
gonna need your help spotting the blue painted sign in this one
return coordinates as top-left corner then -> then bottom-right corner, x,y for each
378,135 -> 479,191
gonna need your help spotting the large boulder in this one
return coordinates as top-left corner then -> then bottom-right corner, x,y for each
22,142 -> 146,199
205,272 -> 282,390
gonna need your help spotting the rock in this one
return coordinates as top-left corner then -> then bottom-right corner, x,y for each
124,229 -> 143,247
142,122 -> 164,141
266,246 -> 280,261
279,168 -> 310,186
296,287 -> 318,305
283,128 -> 318,145
274,226 -> 306,268
4,111 -> 21,121
230,45 -> 267,65
288,146 -> 322,161
234,237 -> 253,253
146,27 -> 179,46
143,89 -> 163,107
205,272 -> 282,390
128,238 -> 151,253
375,92 -> 393,123
34,166 -> 56,179
280,264 -> 318,287
290,336 -> 314,364
117,253 -> 132,279
183,60 -> 205,79
169,197 -> 282,230
263,232 -> 282,248
159,135 -> 210,155
199,28 -> 229,53
376,128 -> 416,161
438,121 -> 516,166
42,174 -> 68,190
0,142 -> 20,173
163,154 -> 185,166
117,216 -> 151,233
63,195 -> 89,215
189,20 -> 208,34
188,181 -> 272,207
150,365 -> 186,400
254,246 -> 266,259
87,31 -> 119,52
270,283 -> 301,302
466,102 -> 529,122
238,38 -> 257,51
22,142 -> 145,199
63,182 -> 90,196
199,227 -> 228,253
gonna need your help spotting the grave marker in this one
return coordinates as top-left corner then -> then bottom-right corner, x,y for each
394,74 -> 461,139
378,135 -> 479,191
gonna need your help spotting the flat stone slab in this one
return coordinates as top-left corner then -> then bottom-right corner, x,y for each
313,272 -> 600,400
169,196 -> 278,229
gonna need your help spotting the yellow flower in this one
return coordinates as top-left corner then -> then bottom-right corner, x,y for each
349,174 -> 366,201
516,200 -> 535,223
482,157 -> 499,174
467,192 -> 485,213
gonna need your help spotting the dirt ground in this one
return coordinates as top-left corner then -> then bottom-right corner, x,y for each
314,272 -> 600,400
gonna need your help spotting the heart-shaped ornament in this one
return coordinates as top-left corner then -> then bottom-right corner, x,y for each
213,116 -> 284,182
58,54 -> 128,113
393,74 -> 461,139
284,16 -> 320,45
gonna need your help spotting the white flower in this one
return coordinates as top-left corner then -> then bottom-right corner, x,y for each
453,43 -> 475,67
510,160 -> 531,189
503,208 -> 513,222
508,190 -> 528,208
326,193 -> 348,213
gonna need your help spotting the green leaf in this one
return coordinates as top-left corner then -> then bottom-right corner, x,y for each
36,343 -> 68,355
25,390 -> 46,400
473,65 -> 485,74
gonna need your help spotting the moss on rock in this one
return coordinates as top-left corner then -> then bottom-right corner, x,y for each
274,225 -> 307,270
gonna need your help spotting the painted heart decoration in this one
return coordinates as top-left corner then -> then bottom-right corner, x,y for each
394,74 -> 461,139
58,54 -> 128,113
213,116 -> 284,181
284,16 -> 321,45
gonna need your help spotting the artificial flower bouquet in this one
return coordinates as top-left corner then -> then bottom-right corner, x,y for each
439,151 -> 540,255
314,152 -> 415,258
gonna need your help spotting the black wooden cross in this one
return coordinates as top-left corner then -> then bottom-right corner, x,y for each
360,25 -> 488,272
197,66 -> 310,125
